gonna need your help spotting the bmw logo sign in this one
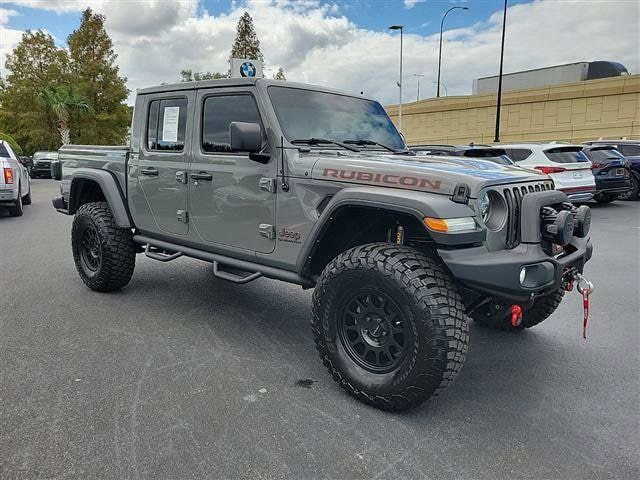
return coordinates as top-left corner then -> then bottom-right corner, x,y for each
240,62 -> 257,77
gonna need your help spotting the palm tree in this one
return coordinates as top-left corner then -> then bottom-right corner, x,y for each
39,85 -> 92,145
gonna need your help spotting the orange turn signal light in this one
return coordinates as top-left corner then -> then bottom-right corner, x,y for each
423,217 -> 448,232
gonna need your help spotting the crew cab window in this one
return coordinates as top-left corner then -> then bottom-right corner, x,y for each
201,95 -> 263,153
147,98 -> 188,151
504,148 -> 533,162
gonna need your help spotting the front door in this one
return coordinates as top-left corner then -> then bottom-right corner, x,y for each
188,89 -> 276,253
133,93 -> 194,236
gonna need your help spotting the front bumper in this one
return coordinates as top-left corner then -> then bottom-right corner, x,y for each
438,189 -> 593,301
438,237 -> 592,301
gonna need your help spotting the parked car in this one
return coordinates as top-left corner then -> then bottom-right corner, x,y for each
580,145 -> 631,203
0,140 -> 32,216
31,151 -> 58,178
583,140 -> 640,200
51,78 -> 593,412
501,143 -> 596,202
411,144 -> 516,165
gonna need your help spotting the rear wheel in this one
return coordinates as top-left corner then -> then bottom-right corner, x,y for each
312,243 -> 469,411
471,289 -> 565,331
618,174 -> 639,201
71,202 -> 136,292
22,186 -> 32,205
594,193 -> 616,204
8,185 -> 23,217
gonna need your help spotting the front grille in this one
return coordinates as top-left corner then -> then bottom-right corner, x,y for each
503,182 -> 553,249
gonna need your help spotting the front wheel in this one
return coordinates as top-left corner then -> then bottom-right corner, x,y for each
312,243 -> 469,411
71,202 -> 136,292
618,174 -> 639,201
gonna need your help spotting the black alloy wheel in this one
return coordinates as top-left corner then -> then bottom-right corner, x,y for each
79,224 -> 102,276
338,289 -> 408,374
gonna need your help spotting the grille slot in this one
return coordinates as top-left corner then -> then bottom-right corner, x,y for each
502,182 -> 552,249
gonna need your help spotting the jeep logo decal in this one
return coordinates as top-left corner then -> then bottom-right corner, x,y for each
322,168 -> 441,190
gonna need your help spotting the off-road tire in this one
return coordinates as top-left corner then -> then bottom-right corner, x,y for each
71,202 -> 135,292
312,243 -> 469,411
472,289 -> 565,331
8,185 -> 23,217
618,174 -> 639,201
594,193 -> 616,204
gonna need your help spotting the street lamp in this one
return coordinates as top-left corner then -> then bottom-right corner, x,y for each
413,73 -> 425,101
437,6 -> 469,97
389,25 -> 404,132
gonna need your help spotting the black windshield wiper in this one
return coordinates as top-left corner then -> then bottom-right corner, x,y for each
291,137 -> 360,152
343,139 -> 399,153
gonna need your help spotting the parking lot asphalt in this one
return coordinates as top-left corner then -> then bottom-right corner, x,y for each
1,179 -> 639,479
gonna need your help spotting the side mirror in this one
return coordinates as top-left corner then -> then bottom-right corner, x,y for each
51,160 -> 62,180
230,122 -> 262,153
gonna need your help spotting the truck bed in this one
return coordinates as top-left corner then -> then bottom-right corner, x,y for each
58,145 -> 130,202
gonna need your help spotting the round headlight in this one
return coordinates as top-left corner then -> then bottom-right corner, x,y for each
480,190 -> 507,231
480,193 -> 491,223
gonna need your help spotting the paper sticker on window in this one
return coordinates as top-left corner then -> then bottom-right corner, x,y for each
162,106 -> 180,142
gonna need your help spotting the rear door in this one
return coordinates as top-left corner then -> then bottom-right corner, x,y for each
188,88 -> 276,254
132,92 -> 195,236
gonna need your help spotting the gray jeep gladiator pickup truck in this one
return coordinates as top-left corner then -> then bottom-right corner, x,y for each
52,78 -> 593,411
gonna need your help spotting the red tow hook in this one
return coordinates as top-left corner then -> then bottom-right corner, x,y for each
510,304 -> 523,327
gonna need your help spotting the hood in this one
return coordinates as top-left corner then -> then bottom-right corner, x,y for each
310,151 -> 548,197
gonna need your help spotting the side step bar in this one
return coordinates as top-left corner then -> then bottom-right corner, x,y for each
133,235 -> 313,288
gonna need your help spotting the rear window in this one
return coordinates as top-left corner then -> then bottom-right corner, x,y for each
33,152 -> 58,160
504,148 -> 532,162
0,143 -> 9,158
619,144 -> 640,156
585,148 -> 624,162
462,148 -> 514,165
543,147 -> 589,163
147,98 -> 188,151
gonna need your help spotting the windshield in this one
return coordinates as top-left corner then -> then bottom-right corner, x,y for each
34,152 -> 58,160
268,86 -> 405,150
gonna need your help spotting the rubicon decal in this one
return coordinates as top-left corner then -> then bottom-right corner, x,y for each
322,168 -> 442,190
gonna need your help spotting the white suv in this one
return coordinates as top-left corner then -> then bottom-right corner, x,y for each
501,143 -> 596,202
0,140 -> 32,216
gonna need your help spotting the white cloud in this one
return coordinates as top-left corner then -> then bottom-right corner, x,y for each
1,7 -> 19,24
404,0 -> 425,9
3,0 -> 639,106
0,9 -> 23,74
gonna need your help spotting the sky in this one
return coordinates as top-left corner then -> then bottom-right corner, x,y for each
1,0 -> 638,105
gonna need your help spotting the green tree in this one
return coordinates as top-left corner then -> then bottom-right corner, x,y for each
273,67 -> 286,81
180,69 -> 229,82
230,12 -> 263,60
0,30 -> 68,154
0,132 -> 23,156
39,85 -> 92,145
67,8 -> 130,145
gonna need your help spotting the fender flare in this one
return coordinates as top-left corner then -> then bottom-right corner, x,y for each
296,186 -> 481,273
69,168 -> 132,228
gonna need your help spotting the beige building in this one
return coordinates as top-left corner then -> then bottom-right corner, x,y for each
386,74 -> 640,145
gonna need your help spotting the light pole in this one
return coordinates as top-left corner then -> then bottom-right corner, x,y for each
413,73 -> 424,101
494,0 -> 508,142
389,25 -> 403,132
437,6 -> 468,97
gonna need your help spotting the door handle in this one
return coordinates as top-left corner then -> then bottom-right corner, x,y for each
190,172 -> 213,181
140,167 -> 158,176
